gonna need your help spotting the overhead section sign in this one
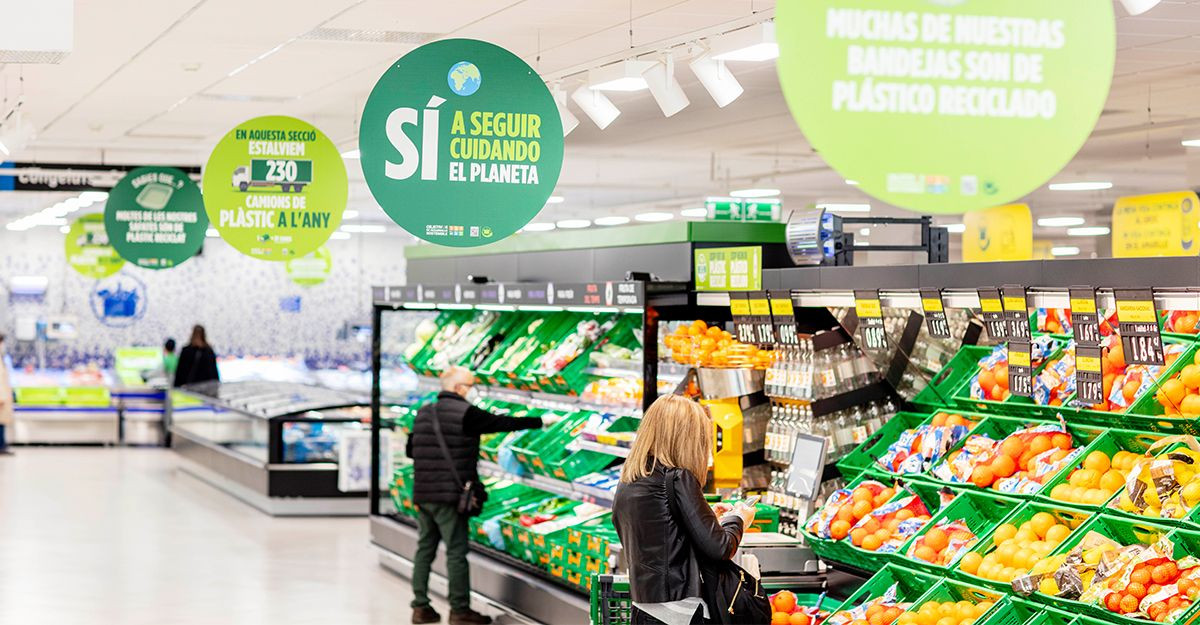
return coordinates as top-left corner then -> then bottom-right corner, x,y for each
962,204 -> 1032,262
1111,191 -> 1200,258
776,1 -> 1116,215
359,39 -> 564,247
65,213 -> 125,278
202,115 -> 347,261
104,166 -> 207,269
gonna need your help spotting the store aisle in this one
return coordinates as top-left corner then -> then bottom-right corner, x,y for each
0,448 -> 446,625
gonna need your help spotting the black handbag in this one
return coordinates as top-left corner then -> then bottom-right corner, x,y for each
666,473 -> 770,625
430,404 -> 488,517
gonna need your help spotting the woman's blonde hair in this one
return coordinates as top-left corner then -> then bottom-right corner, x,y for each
620,394 -> 712,484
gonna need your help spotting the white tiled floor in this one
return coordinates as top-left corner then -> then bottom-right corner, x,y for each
0,448 -> 448,625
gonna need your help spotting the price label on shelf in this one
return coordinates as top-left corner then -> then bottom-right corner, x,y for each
920,288 -> 951,339
854,290 -> 888,353
729,292 -> 755,345
1115,288 -> 1165,366
1070,286 -> 1101,346
1007,339 -> 1033,397
769,290 -> 799,346
1075,344 -> 1104,406
1002,285 -> 1031,340
978,288 -> 1008,342
747,291 -> 775,346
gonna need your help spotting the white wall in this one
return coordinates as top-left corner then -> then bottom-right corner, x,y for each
0,229 -> 407,369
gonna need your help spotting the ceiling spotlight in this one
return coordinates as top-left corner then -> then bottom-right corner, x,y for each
634,211 -> 674,222
944,224 -> 966,233
816,203 -> 871,213
330,231 -> 352,240
522,222 -> 556,232
552,84 -> 579,136
711,22 -> 778,62
679,208 -> 709,218
1049,181 -> 1113,191
1184,139 -> 1200,148
545,196 -> 565,204
594,216 -> 631,226
1068,226 -> 1111,236
588,60 -> 654,92
341,149 -> 360,159
571,85 -> 620,129
556,219 -> 591,229
642,56 -> 690,117
1051,246 -> 1081,257
845,179 -> 860,186
1037,216 -> 1086,228
206,228 -> 221,238
689,52 -> 744,108
1120,0 -> 1162,15
731,188 -> 780,198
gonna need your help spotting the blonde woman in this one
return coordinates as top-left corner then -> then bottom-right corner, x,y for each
612,395 -> 756,625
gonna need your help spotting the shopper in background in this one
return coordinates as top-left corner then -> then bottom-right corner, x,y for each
162,338 -> 178,380
407,366 -> 545,625
612,394 -> 755,625
173,325 -> 219,387
0,333 -> 12,453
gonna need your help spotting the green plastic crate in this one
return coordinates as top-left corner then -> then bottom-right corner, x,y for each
898,489 -> 1022,576
841,480 -> 950,568
982,597 -> 1078,625
825,564 -> 940,618
806,473 -> 938,572
1071,338 -> 1199,436
1101,438 -> 1200,529
837,411 -> 930,478
950,500 -> 1094,592
906,577 -> 1008,624
915,346 -> 994,410
952,338 -> 1067,418
1036,429 -> 1164,512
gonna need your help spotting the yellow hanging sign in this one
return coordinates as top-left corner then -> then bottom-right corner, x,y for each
963,204 -> 1033,262
1111,191 -> 1200,258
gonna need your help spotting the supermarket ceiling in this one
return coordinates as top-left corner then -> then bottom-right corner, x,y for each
5,0 -> 1200,250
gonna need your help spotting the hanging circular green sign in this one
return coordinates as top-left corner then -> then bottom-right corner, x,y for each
285,245 -> 332,287
104,166 -> 208,269
202,115 -> 347,260
65,213 -> 125,278
776,1 -> 1115,214
359,39 -> 564,247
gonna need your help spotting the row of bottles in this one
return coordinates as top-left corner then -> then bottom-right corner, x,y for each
764,340 -> 879,401
762,471 -> 849,537
764,399 -> 899,464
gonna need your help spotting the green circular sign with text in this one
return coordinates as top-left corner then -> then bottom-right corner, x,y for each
65,213 -> 125,278
359,39 -> 564,246
285,246 -> 332,287
104,166 -> 208,269
777,1 -> 1115,214
202,116 -> 347,260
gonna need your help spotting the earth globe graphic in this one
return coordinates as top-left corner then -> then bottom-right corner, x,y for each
448,61 -> 482,96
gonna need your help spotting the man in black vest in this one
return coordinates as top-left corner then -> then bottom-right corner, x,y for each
409,366 -> 545,625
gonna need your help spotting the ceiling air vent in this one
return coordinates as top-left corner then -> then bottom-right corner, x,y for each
299,28 -> 440,45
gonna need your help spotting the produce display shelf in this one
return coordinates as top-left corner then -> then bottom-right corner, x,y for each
576,440 -> 631,458
416,375 -> 642,418
478,461 -> 615,508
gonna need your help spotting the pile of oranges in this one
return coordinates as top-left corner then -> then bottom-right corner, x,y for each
943,429 -> 1075,490
664,320 -> 772,369
845,603 -> 905,625
1165,310 -> 1200,335
893,600 -> 996,625
957,512 -> 1073,583
1154,350 -> 1200,416
827,484 -> 898,543
974,359 -> 1011,402
1049,450 -> 1137,506
769,591 -> 813,625
908,522 -> 978,566
850,506 -> 933,553
1093,339 -> 1183,412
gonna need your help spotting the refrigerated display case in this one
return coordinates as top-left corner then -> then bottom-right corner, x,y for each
170,380 -> 388,516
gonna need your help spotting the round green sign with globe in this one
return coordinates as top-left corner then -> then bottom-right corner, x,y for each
777,0 -> 1115,214
202,115 -> 347,260
65,213 -> 125,278
285,246 -> 332,287
359,39 -> 564,247
104,166 -> 208,269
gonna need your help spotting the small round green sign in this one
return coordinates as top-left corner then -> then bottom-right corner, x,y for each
777,1 -> 1115,214
359,39 -> 564,247
202,115 -> 347,260
65,213 -> 125,278
104,166 -> 207,269
285,246 -> 332,287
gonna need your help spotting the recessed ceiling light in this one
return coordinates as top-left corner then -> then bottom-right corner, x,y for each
634,211 -> 674,222
594,216 -> 631,226
330,231 -> 351,240
206,228 -> 221,238
1068,226 -> 1111,236
341,149 -> 360,159
1037,216 -> 1086,228
945,224 -> 966,233
556,219 -> 591,229
341,224 -> 387,233
343,210 -> 359,220
1051,246 -> 1081,257
679,208 -> 708,218
845,179 -> 859,186
522,222 -> 556,232
730,188 -> 780,198
817,203 -> 871,213
545,196 -> 565,204
1049,182 -> 1113,191
1183,139 -> 1200,148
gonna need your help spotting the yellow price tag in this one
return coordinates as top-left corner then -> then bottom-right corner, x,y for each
921,298 -> 944,313
855,299 -> 882,319
770,298 -> 794,317
1076,355 -> 1102,373
1116,299 -> 1157,324
730,299 -> 751,316
980,298 -> 1003,313
1070,297 -> 1097,315
1008,349 -> 1031,368
749,298 -> 771,316
1003,296 -> 1026,313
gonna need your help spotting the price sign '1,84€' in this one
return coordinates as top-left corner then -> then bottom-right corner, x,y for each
1115,288 -> 1165,366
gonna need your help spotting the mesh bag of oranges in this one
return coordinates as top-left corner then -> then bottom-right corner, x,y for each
906,519 -> 978,567
825,584 -> 911,625
876,412 -> 978,474
662,320 -> 773,369
806,480 -> 897,541
847,492 -> 935,554
932,423 -> 1081,494
1112,439 -> 1200,521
